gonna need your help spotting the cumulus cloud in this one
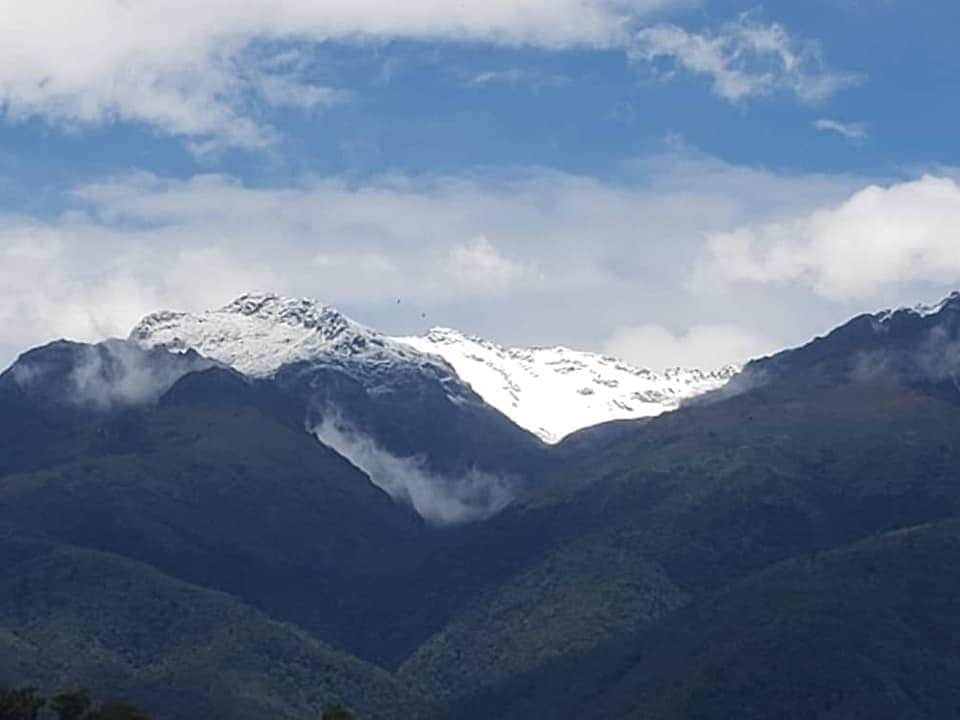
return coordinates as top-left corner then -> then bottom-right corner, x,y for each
0,0 -> 680,148
603,323 -> 776,370
813,118 -> 868,144
313,415 -> 513,524
692,175 -> 960,300
630,15 -> 862,103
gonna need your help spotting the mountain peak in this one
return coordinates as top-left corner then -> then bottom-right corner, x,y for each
131,293 -> 419,377
132,292 -> 737,443
742,289 -> 960,391
220,293 -> 348,336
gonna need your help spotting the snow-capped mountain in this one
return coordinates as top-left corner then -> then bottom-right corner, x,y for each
131,293 -> 739,446
740,290 -> 960,392
131,293 -> 440,381
130,293 -> 551,524
399,328 -> 738,443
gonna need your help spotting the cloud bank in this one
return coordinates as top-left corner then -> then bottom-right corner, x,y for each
14,159 -> 960,373
0,153 -> 867,371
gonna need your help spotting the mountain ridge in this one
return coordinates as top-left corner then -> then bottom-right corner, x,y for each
5,290 -> 960,718
131,292 -> 738,444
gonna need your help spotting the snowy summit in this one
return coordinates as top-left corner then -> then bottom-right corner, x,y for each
131,293 -> 737,443
130,293 -> 428,377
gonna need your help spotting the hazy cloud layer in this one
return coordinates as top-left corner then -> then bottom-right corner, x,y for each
6,158 -> 960,375
0,152 -> 875,372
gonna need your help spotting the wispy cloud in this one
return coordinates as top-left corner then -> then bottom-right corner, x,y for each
0,3 -> 846,149
630,14 -> 863,104
813,118 -> 869,144
313,414 -> 513,524
466,68 -> 570,90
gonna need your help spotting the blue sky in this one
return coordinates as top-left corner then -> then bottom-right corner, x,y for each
1,0 -> 959,369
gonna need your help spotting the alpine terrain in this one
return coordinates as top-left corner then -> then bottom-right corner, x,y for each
4,291 -> 960,720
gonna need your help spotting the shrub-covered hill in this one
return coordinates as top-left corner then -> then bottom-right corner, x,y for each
0,365 -> 433,666
459,517 -> 960,720
402,303 -> 960,709
0,534 -> 436,720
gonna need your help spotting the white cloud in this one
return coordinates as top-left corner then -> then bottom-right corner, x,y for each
0,153 -> 870,369
0,222 -> 276,364
0,0 -> 681,148
692,175 -> 960,300
813,118 -> 868,144
604,323 -> 777,370
631,15 -> 862,103
313,415 -> 513,524
446,237 -> 531,294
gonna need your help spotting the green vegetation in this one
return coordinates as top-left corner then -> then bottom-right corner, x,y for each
0,687 -> 45,720
322,705 -> 357,720
0,369 -> 429,665
398,384 -> 945,692
460,518 -> 960,719
400,531 -> 688,701
0,536 -> 433,720
8,314 -> 960,719
0,687 -> 149,720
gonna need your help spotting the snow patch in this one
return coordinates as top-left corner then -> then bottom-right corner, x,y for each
398,328 -> 738,443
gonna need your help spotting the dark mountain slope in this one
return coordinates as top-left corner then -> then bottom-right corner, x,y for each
0,363 -> 430,665
402,299 -> 960,703
460,518 -> 960,720
0,534 -> 437,720
399,378 -> 960,703
399,528 -> 688,702
741,291 -> 960,392
275,356 -> 551,483
133,295 -> 554,523
6,295 -> 960,719
0,339 -> 216,476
